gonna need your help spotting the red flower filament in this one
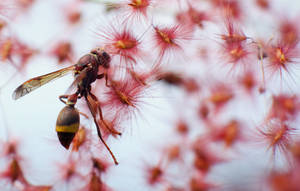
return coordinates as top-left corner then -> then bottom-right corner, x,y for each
258,119 -> 296,158
97,23 -> 141,65
128,0 -> 150,16
266,41 -> 298,77
153,24 -> 193,62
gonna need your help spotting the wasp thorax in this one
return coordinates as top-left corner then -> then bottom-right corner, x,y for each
56,105 -> 80,149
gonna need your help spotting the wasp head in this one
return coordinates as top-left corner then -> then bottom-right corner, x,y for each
91,47 -> 111,69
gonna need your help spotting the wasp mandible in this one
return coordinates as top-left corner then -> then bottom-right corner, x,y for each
13,48 -> 120,165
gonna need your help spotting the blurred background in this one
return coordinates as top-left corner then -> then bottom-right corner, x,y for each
1,0 -> 300,190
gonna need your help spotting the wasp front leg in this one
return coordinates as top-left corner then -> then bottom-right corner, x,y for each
97,73 -> 104,79
97,72 -> 111,88
104,72 -> 110,87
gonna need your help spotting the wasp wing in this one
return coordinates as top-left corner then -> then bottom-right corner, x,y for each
12,65 -> 76,100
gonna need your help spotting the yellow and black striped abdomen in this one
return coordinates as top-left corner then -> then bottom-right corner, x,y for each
56,105 -> 80,149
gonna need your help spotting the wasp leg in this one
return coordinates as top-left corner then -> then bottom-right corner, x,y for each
59,93 -> 79,106
85,94 -> 118,165
104,73 -> 111,88
89,92 -> 122,136
79,112 -> 89,119
59,95 -> 69,104
97,73 -> 104,79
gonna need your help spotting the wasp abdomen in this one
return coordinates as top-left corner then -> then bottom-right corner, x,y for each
56,105 -> 80,149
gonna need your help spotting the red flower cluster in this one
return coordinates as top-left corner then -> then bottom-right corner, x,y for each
1,0 -> 300,190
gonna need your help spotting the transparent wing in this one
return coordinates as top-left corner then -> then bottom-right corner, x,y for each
12,65 -> 76,100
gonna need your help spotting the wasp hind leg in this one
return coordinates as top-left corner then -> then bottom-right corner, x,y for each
89,92 -> 122,136
84,94 -> 119,165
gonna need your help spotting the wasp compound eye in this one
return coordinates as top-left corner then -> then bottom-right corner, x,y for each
56,105 -> 80,149
99,51 -> 111,69
102,51 -> 109,59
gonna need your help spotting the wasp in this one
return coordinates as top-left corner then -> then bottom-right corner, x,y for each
13,48 -> 120,165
